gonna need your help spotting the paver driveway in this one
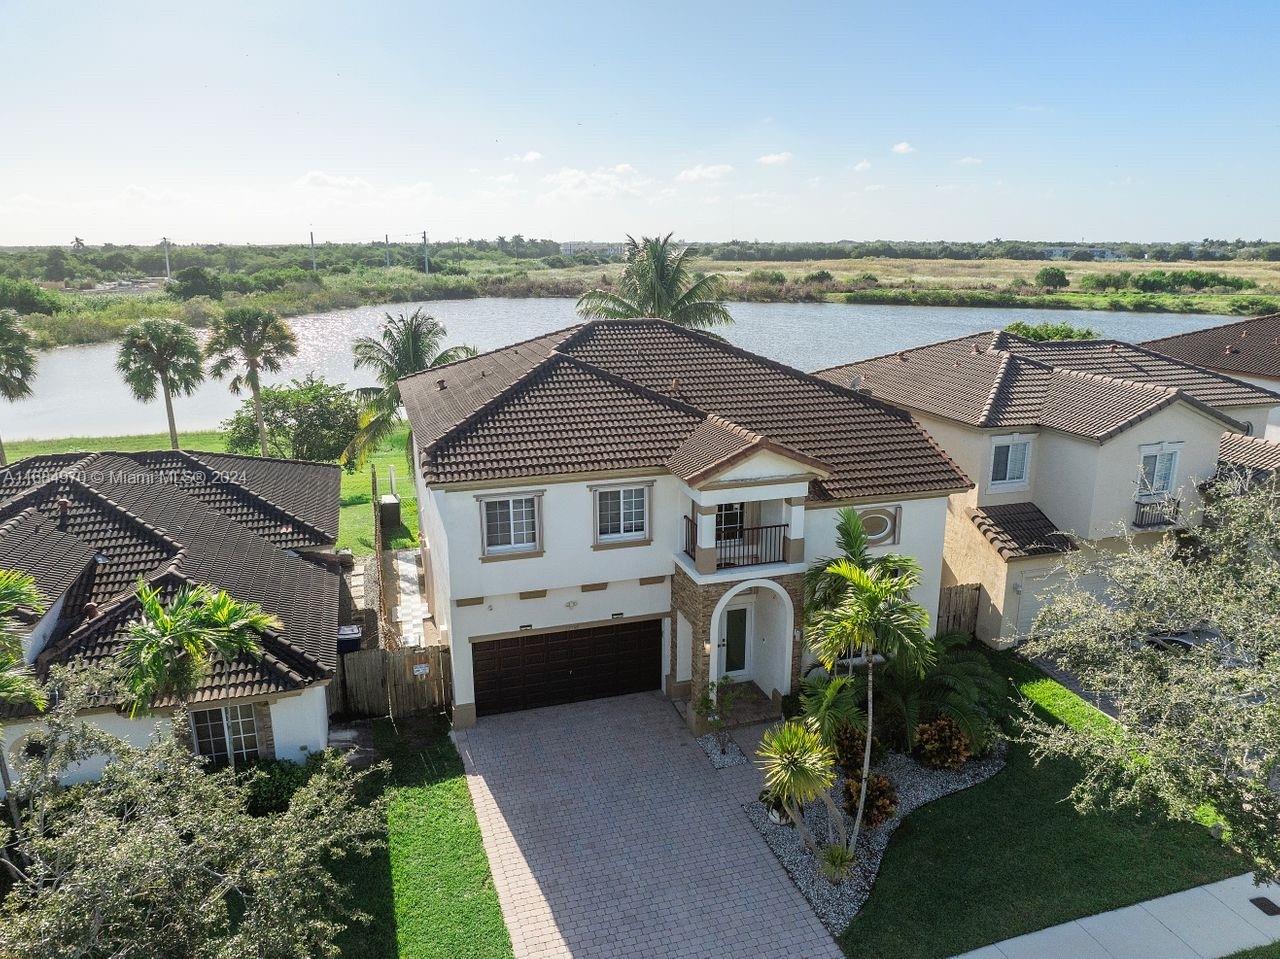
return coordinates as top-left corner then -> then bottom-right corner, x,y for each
453,691 -> 842,959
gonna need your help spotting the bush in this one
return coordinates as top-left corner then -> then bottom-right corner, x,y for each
842,772 -> 898,828
1034,266 -> 1069,290
169,266 -> 223,300
818,842 -> 856,883
802,269 -> 834,284
540,254 -> 572,269
834,725 -> 885,778
780,691 -> 803,720
915,716 -> 971,770
0,276 -> 63,314
241,752 -> 327,815
746,269 -> 787,285
1005,319 -> 1098,341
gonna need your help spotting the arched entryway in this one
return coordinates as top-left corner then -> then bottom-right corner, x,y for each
707,578 -> 797,700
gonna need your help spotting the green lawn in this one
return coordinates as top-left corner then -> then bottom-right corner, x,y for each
335,717 -> 511,959
838,651 -> 1248,959
1226,945 -> 1280,959
5,428 -> 418,557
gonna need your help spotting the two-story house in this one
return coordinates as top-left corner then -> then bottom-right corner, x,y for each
816,330 -> 1280,645
399,319 -> 970,729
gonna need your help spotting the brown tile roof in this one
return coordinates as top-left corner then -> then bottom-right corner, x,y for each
0,451 -> 340,712
968,502 -> 1076,559
1142,314 -> 1280,381
399,319 -> 970,500
1218,432 -> 1280,475
816,331 -> 1254,441
665,415 -> 830,485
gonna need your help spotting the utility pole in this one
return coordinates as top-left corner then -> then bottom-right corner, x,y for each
310,231 -> 318,271
422,230 -> 430,275
385,234 -> 391,268
162,237 -> 171,279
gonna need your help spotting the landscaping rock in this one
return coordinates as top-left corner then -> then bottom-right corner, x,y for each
697,733 -> 750,768
746,741 -> 1007,934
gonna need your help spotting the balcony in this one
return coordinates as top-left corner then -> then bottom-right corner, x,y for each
684,514 -> 787,570
1134,497 -> 1181,529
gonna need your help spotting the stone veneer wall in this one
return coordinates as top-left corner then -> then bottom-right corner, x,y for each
670,565 -> 805,731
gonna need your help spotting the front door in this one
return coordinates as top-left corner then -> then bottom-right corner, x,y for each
720,604 -> 752,678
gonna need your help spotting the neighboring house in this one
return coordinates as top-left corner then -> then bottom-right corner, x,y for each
1218,431 -> 1280,484
816,330 -> 1280,645
0,450 -> 342,787
1143,313 -> 1280,438
398,319 -> 970,729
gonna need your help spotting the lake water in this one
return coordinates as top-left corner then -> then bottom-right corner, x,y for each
1,298 -> 1233,441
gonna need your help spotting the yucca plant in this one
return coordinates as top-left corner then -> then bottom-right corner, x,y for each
756,719 -> 842,851
818,842 -> 856,884
117,580 -> 279,717
0,569 -> 45,826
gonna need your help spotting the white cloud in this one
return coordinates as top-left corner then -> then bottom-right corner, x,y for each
292,170 -> 432,204
538,164 -> 652,202
891,142 -> 915,154
490,173 -> 518,184
957,156 -> 983,166
676,163 -> 733,182
757,151 -> 793,166
864,184 -> 885,192
293,170 -> 374,194
853,159 -> 872,173
506,150 -> 543,163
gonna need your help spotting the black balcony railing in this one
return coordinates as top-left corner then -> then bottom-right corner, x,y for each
1134,497 -> 1181,529
683,514 -> 697,560
715,523 -> 787,569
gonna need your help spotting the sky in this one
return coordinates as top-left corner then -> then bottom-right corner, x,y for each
2,0 -> 1278,246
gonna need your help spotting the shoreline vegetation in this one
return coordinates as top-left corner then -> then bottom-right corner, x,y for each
3,245 -> 1280,349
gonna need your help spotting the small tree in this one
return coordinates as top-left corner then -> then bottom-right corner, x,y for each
116,318 -> 205,449
168,266 -> 223,300
693,675 -> 743,754
756,719 -> 837,853
1034,266 -> 1069,289
1019,479 -> 1280,881
0,679 -> 385,959
221,374 -> 360,463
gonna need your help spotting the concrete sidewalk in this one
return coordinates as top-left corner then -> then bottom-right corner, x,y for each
956,873 -> 1280,959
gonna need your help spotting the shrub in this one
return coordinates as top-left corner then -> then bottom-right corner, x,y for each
842,772 -> 898,828
1034,266 -> 1069,289
780,691 -> 803,720
802,269 -> 834,284
240,752 -> 327,815
1005,319 -> 1098,341
746,269 -> 787,285
915,716 -> 972,770
833,724 -> 885,778
818,842 -> 856,883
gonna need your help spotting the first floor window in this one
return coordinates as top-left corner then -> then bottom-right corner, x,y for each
715,502 -> 745,542
1140,446 -> 1179,497
484,496 -> 538,553
192,704 -> 259,767
597,486 -> 648,540
991,438 -> 1030,486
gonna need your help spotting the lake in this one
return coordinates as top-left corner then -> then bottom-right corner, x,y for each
2,298 -> 1235,441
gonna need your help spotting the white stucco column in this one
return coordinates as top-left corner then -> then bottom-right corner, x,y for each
787,500 -> 806,539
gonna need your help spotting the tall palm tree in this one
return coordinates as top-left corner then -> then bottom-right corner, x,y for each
116,319 -> 205,450
0,569 -> 46,826
205,307 -> 297,457
805,507 -> 916,624
341,309 -> 477,468
808,561 -> 932,853
0,310 -> 36,468
117,579 -> 280,718
576,233 -> 733,328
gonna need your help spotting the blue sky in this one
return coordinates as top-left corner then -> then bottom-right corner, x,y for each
2,0 -> 1277,244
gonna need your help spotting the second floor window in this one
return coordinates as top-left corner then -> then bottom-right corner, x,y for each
990,438 -> 1030,487
484,496 -> 538,552
597,486 -> 648,540
716,502 -> 745,542
1139,446 -> 1179,497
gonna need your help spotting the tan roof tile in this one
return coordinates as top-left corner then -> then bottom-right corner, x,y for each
968,502 -> 1075,559
1142,314 -> 1280,381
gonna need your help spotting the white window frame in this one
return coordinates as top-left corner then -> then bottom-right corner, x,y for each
989,434 -> 1032,491
1137,442 -> 1182,500
192,704 -> 260,768
479,492 -> 542,555
592,483 -> 651,544
858,506 -> 902,547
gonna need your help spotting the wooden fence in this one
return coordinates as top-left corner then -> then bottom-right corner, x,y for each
937,583 -> 981,638
328,645 -> 451,719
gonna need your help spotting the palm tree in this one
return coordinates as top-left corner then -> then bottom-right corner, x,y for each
799,673 -> 865,747
808,561 -> 932,853
0,569 -> 46,827
576,233 -> 733,328
756,719 -> 837,852
116,319 -> 205,450
805,507 -> 916,626
205,307 -> 297,457
117,579 -> 280,718
342,309 -> 477,468
0,310 -> 36,468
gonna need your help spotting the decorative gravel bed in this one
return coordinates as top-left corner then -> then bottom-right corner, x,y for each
697,733 -> 750,768
746,742 -> 1007,934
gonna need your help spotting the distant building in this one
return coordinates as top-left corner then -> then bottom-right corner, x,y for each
560,240 -> 625,256
1041,246 -> 1127,261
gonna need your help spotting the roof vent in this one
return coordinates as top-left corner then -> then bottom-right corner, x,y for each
670,376 -> 681,394
83,602 -> 99,619
437,379 -> 447,390
971,342 -> 981,354
56,497 -> 71,528
94,551 -> 109,564
480,369 -> 487,377
1108,343 -> 1119,352
896,352 -> 907,362
1226,345 -> 1238,354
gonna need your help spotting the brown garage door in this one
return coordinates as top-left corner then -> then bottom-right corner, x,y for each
472,619 -> 662,717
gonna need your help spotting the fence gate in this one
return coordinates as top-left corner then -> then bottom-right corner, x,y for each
938,583 -> 981,638
332,646 -> 450,719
